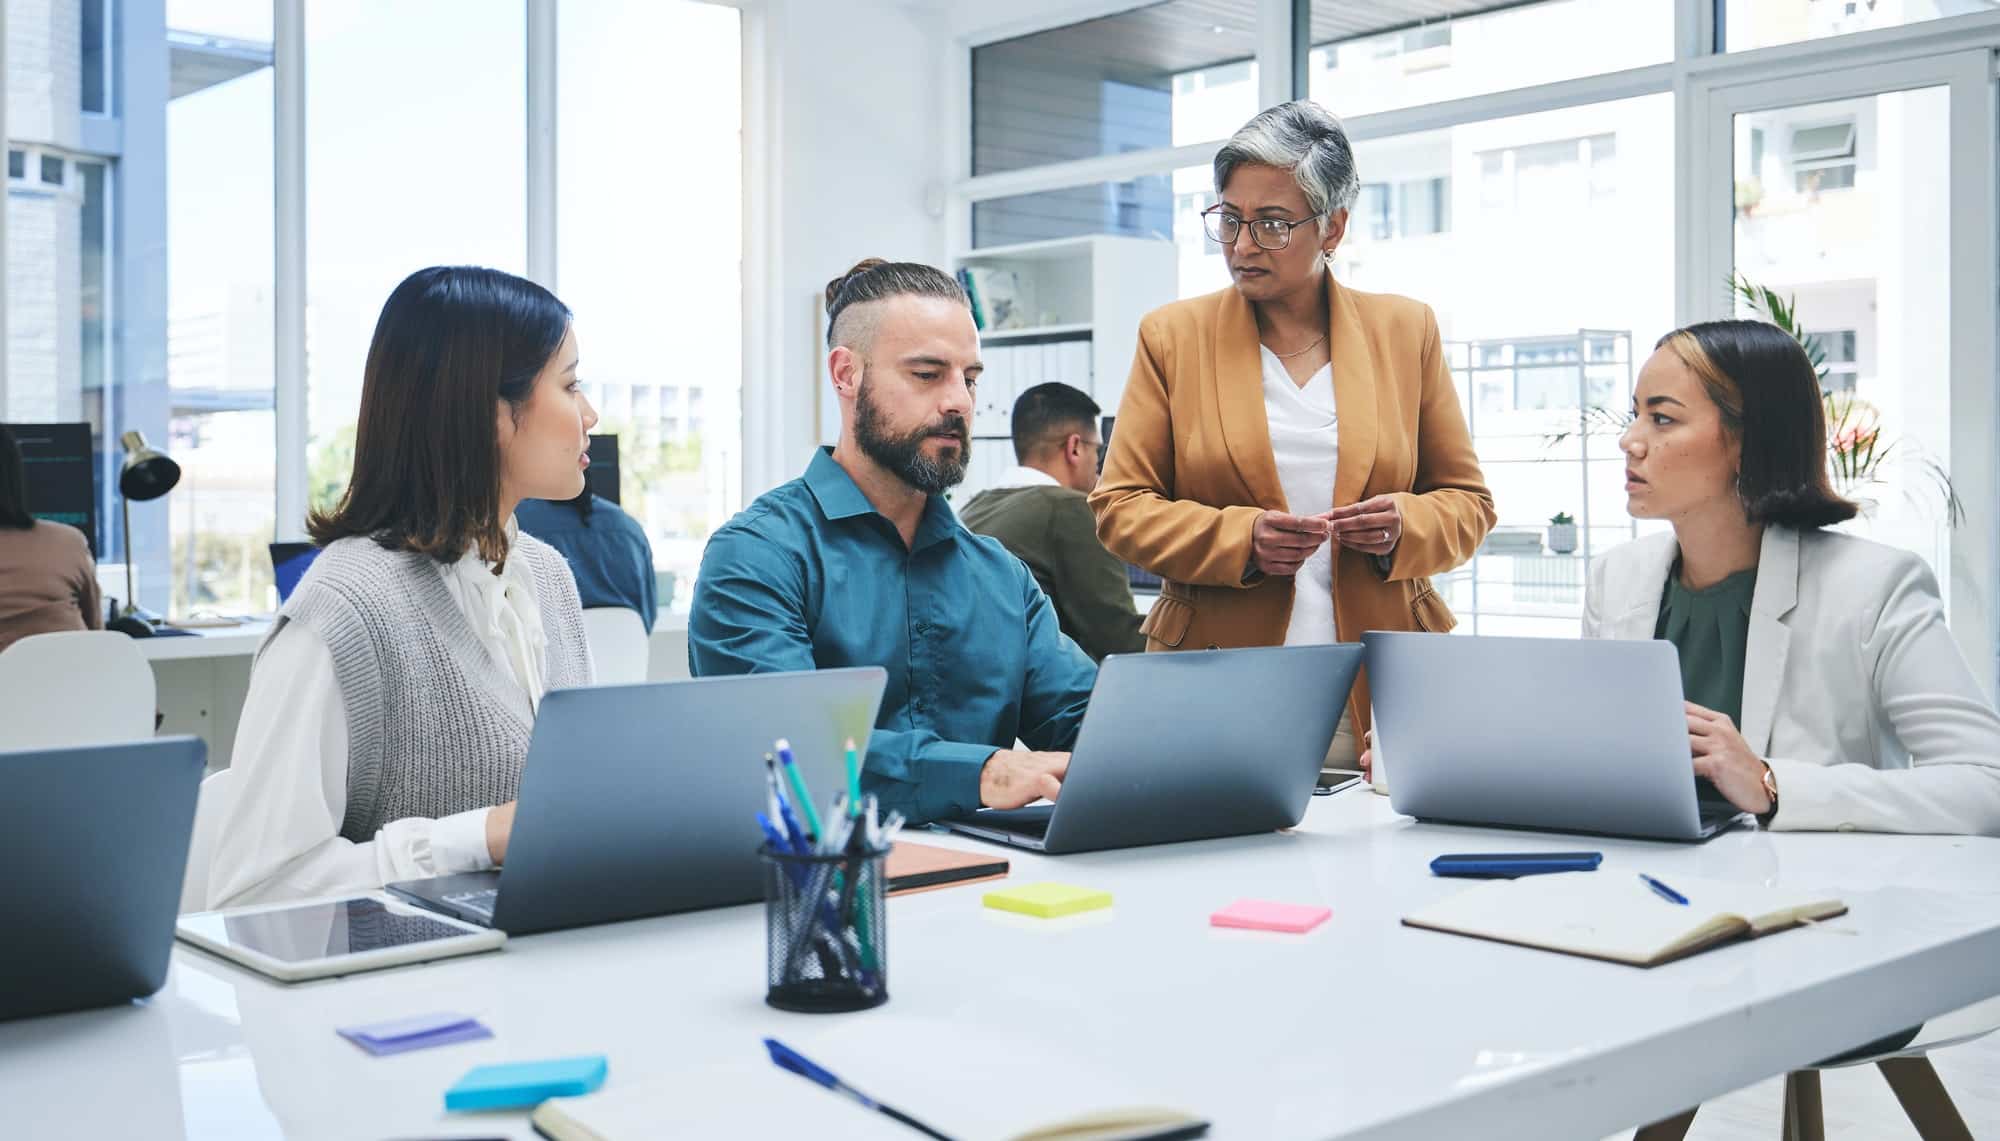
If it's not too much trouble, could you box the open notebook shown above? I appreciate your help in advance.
[1402,872,1847,967]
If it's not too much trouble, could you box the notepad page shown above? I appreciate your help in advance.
[1403,872,1843,966]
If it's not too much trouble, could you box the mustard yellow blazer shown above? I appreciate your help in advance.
[1089,278,1495,734]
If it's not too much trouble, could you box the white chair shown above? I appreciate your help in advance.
[179,768,236,914]
[580,606,649,686]
[0,630,155,749]
[1636,994,2000,1141]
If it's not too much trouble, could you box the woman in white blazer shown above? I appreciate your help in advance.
[1583,319,2000,836]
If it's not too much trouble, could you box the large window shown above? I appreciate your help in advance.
[166,5,275,617]
[558,0,743,615]
[304,1,527,514]
[972,0,1260,176]
[1734,87,1955,582]
[1723,0,2000,51]
[1336,95,1676,637]
[1308,0,1672,118]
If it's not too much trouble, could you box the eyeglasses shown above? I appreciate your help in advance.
[1200,205,1327,251]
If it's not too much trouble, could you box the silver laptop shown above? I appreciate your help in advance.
[1,737,206,1021]
[389,668,885,934]
[1366,632,1750,842]
[938,644,1364,854]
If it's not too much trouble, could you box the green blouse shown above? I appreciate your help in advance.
[1654,563,1758,724]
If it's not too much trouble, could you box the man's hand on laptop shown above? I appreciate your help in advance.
[981,750,1069,809]
[485,801,518,865]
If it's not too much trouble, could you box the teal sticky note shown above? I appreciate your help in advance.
[444,1055,607,1112]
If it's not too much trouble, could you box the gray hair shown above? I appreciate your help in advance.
[1212,100,1359,234]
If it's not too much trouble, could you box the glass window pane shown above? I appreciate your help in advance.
[167,13,275,618]
[38,154,63,185]
[971,166,1226,300]
[7,150,24,179]
[1333,93,1676,634]
[1734,87,1954,583]
[81,0,107,114]
[972,1,1259,176]
[1723,1,1998,52]
[559,0,743,617]
[305,2,526,513]
[1308,0,1671,119]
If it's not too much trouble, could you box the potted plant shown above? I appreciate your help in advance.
[1547,512,1578,554]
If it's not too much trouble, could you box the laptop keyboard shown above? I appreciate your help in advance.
[1695,779,1745,828]
[442,888,498,919]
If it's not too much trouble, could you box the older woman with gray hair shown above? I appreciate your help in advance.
[1091,100,1494,778]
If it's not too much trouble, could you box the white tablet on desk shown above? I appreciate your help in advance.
[176,894,505,982]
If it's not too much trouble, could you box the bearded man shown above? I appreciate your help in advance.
[689,259,1095,824]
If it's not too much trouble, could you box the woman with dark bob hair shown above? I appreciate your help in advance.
[1584,318,2000,835]
[210,266,598,907]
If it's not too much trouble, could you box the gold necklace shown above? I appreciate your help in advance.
[1268,332,1327,360]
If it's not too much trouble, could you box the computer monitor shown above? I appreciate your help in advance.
[585,434,620,504]
[6,422,97,556]
[269,542,320,603]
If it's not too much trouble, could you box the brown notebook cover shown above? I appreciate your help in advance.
[885,841,1010,896]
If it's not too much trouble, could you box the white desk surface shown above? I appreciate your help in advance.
[134,622,275,662]
[6,792,1999,1140]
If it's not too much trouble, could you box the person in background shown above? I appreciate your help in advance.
[0,424,103,654]
[690,258,1096,825]
[209,265,597,908]
[516,487,658,632]
[960,382,1142,662]
[1091,100,1493,782]
[1582,319,2000,836]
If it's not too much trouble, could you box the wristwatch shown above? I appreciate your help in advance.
[1756,761,1780,827]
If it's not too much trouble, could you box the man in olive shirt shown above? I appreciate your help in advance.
[959,383,1144,662]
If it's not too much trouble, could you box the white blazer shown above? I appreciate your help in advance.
[1583,526,2000,836]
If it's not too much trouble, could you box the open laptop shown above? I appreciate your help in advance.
[388,667,885,935]
[0,737,206,1020]
[937,644,1364,854]
[1366,632,1751,842]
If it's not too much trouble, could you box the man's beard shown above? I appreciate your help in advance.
[855,374,970,495]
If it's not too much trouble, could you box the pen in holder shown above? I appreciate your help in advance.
[761,841,890,1013]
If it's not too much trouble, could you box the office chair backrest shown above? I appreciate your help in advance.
[0,630,155,749]
[580,606,648,685]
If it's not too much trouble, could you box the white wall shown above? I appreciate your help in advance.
[748,0,951,494]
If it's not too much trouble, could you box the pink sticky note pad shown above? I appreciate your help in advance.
[1210,899,1331,934]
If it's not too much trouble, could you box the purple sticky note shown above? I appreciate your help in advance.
[338,1011,492,1056]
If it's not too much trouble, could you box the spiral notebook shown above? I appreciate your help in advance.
[1402,871,1847,967]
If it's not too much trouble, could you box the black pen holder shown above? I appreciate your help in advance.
[761,842,890,1013]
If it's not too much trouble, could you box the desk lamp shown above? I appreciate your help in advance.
[106,430,180,638]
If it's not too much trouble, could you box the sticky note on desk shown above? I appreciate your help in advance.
[444,1055,607,1112]
[1211,899,1331,934]
[983,882,1112,919]
[337,1011,492,1056]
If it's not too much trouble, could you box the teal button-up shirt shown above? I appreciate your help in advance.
[689,449,1097,823]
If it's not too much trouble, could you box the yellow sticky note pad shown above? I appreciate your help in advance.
[983,882,1113,919]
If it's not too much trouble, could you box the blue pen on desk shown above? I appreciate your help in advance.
[763,1038,956,1141]
[776,738,824,843]
[1639,873,1689,906]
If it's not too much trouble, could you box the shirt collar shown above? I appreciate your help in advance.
[804,447,962,553]
[993,465,1062,490]
[804,448,878,521]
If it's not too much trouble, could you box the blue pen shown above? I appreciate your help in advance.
[1639,873,1689,906]
[776,797,810,855]
[755,812,794,855]
[763,1038,955,1141]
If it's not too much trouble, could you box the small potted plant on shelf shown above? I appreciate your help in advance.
[1547,512,1578,555]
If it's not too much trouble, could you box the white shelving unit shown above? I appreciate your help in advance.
[949,234,1177,504]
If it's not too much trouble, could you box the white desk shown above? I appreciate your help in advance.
[140,618,693,767]
[5,792,1999,1140]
